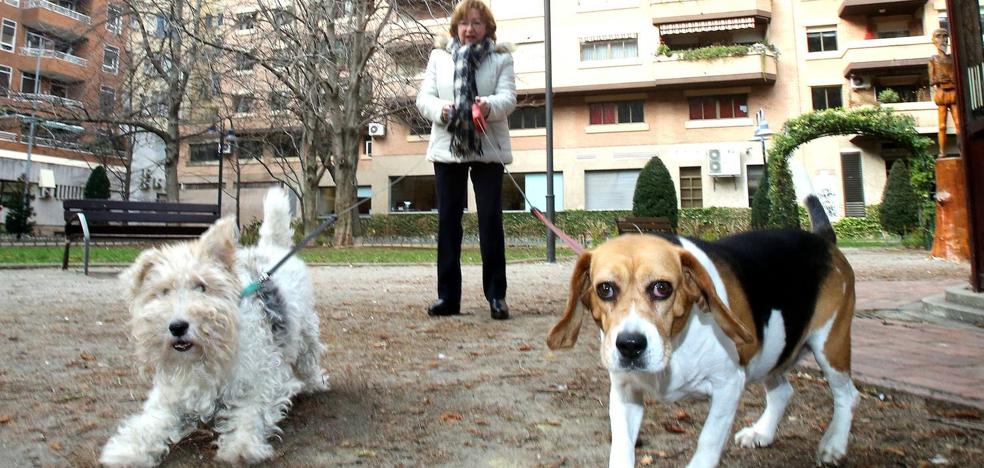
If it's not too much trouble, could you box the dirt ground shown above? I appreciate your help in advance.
[0,248,981,467]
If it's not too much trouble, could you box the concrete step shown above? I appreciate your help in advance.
[945,285,984,310]
[922,293,984,326]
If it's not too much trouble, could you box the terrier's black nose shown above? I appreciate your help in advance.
[616,332,647,360]
[169,320,189,337]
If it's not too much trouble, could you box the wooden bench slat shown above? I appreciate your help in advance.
[65,211,219,224]
[65,225,213,237]
[616,216,674,235]
[62,199,219,213]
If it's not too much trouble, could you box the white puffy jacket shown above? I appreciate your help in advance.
[416,36,516,164]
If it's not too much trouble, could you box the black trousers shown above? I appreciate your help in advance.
[433,161,506,304]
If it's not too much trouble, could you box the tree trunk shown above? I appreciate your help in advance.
[164,137,180,202]
[332,130,360,246]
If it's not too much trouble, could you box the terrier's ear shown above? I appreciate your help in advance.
[198,217,238,271]
[120,249,162,301]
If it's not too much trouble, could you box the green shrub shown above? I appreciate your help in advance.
[4,177,34,238]
[656,43,672,57]
[84,166,112,199]
[879,162,920,237]
[678,44,750,61]
[750,169,770,229]
[877,88,902,104]
[632,156,679,229]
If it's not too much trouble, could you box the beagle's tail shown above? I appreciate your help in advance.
[805,195,836,244]
[258,187,294,249]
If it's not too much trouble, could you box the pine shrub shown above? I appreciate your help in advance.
[879,162,920,237]
[84,166,112,199]
[750,168,770,229]
[4,177,34,238]
[632,156,679,229]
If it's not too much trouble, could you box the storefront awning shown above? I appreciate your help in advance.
[659,16,756,35]
[579,32,638,44]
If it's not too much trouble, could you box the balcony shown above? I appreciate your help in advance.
[21,0,91,41]
[651,0,773,23]
[19,47,88,82]
[9,91,84,109]
[839,0,927,18]
[841,36,935,77]
[881,102,952,133]
[652,46,777,88]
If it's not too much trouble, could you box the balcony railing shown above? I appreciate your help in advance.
[19,47,88,67]
[24,0,91,24]
[9,91,85,108]
[653,46,778,87]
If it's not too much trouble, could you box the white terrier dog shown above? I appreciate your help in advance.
[101,188,328,467]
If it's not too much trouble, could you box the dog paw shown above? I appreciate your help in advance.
[215,438,275,465]
[815,444,847,466]
[734,426,775,448]
[100,441,159,468]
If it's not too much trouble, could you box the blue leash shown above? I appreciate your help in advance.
[240,214,337,298]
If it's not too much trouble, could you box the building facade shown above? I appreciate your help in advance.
[0,0,127,231]
[178,0,953,224]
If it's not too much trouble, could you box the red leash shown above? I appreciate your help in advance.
[473,104,586,256]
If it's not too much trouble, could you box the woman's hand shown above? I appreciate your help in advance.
[441,103,452,123]
[476,97,490,117]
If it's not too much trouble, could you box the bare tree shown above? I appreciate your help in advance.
[205,0,451,245]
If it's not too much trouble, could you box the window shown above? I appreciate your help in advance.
[107,5,123,34]
[0,65,11,95]
[99,86,115,113]
[939,13,949,31]
[407,113,431,136]
[688,94,748,120]
[806,30,837,52]
[237,12,256,31]
[269,133,298,158]
[501,173,563,211]
[21,72,37,94]
[874,17,910,39]
[205,13,224,28]
[189,142,219,162]
[50,83,67,98]
[508,106,546,129]
[585,170,640,210]
[580,38,638,61]
[1,19,15,52]
[840,152,865,217]
[589,100,644,125]
[232,95,255,114]
[269,91,289,111]
[210,73,221,96]
[4,0,19,7]
[103,45,120,74]
[237,139,263,160]
[154,15,168,38]
[272,9,292,28]
[357,186,371,215]
[746,164,764,207]
[389,175,436,212]
[25,31,44,49]
[679,167,703,208]
[811,86,842,110]
[235,52,256,71]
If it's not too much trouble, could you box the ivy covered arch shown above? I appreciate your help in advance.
[765,106,934,228]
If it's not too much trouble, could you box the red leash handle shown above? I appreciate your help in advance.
[531,208,586,255]
[472,102,487,134]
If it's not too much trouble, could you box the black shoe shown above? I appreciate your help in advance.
[427,299,460,317]
[490,298,509,320]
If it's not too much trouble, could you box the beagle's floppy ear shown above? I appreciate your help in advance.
[546,251,592,350]
[679,250,754,346]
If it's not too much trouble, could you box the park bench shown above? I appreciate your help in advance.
[615,216,674,235]
[62,199,220,275]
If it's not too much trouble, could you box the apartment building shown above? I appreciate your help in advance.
[177,0,953,223]
[0,0,126,230]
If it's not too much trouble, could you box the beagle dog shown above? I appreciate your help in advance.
[547,196,858,468]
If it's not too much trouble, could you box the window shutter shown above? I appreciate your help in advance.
[840,152,866,217]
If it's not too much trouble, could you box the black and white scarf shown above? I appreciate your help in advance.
[447,37,493,158]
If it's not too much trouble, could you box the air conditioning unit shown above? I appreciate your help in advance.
[367,122,385,136]
[850,75,871,90]
[708,148,741,177]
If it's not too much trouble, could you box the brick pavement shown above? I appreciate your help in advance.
[807,279,984,408]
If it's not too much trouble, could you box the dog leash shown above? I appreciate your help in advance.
[472,104,586,255]
[241,157,429,299]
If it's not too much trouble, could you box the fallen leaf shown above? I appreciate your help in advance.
[0,415,11,424]
[49,442,62,451]
[357,449,376,458]
[80,352,96,362]
[518,343,533,352]
[941,409,981,419]
[882,446,906,457]
[675,409,692,422]
[474,418,489,426]
[640,455,654,465]
[440,411,464,423]
[663,422,686,434]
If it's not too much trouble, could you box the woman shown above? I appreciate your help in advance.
[416,0,516,320]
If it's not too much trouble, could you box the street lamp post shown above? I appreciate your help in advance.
[21,39,44,219]
[753,109,774,176]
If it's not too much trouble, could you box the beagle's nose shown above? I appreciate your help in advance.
[616,332,647,360]
[169,320,189,337]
